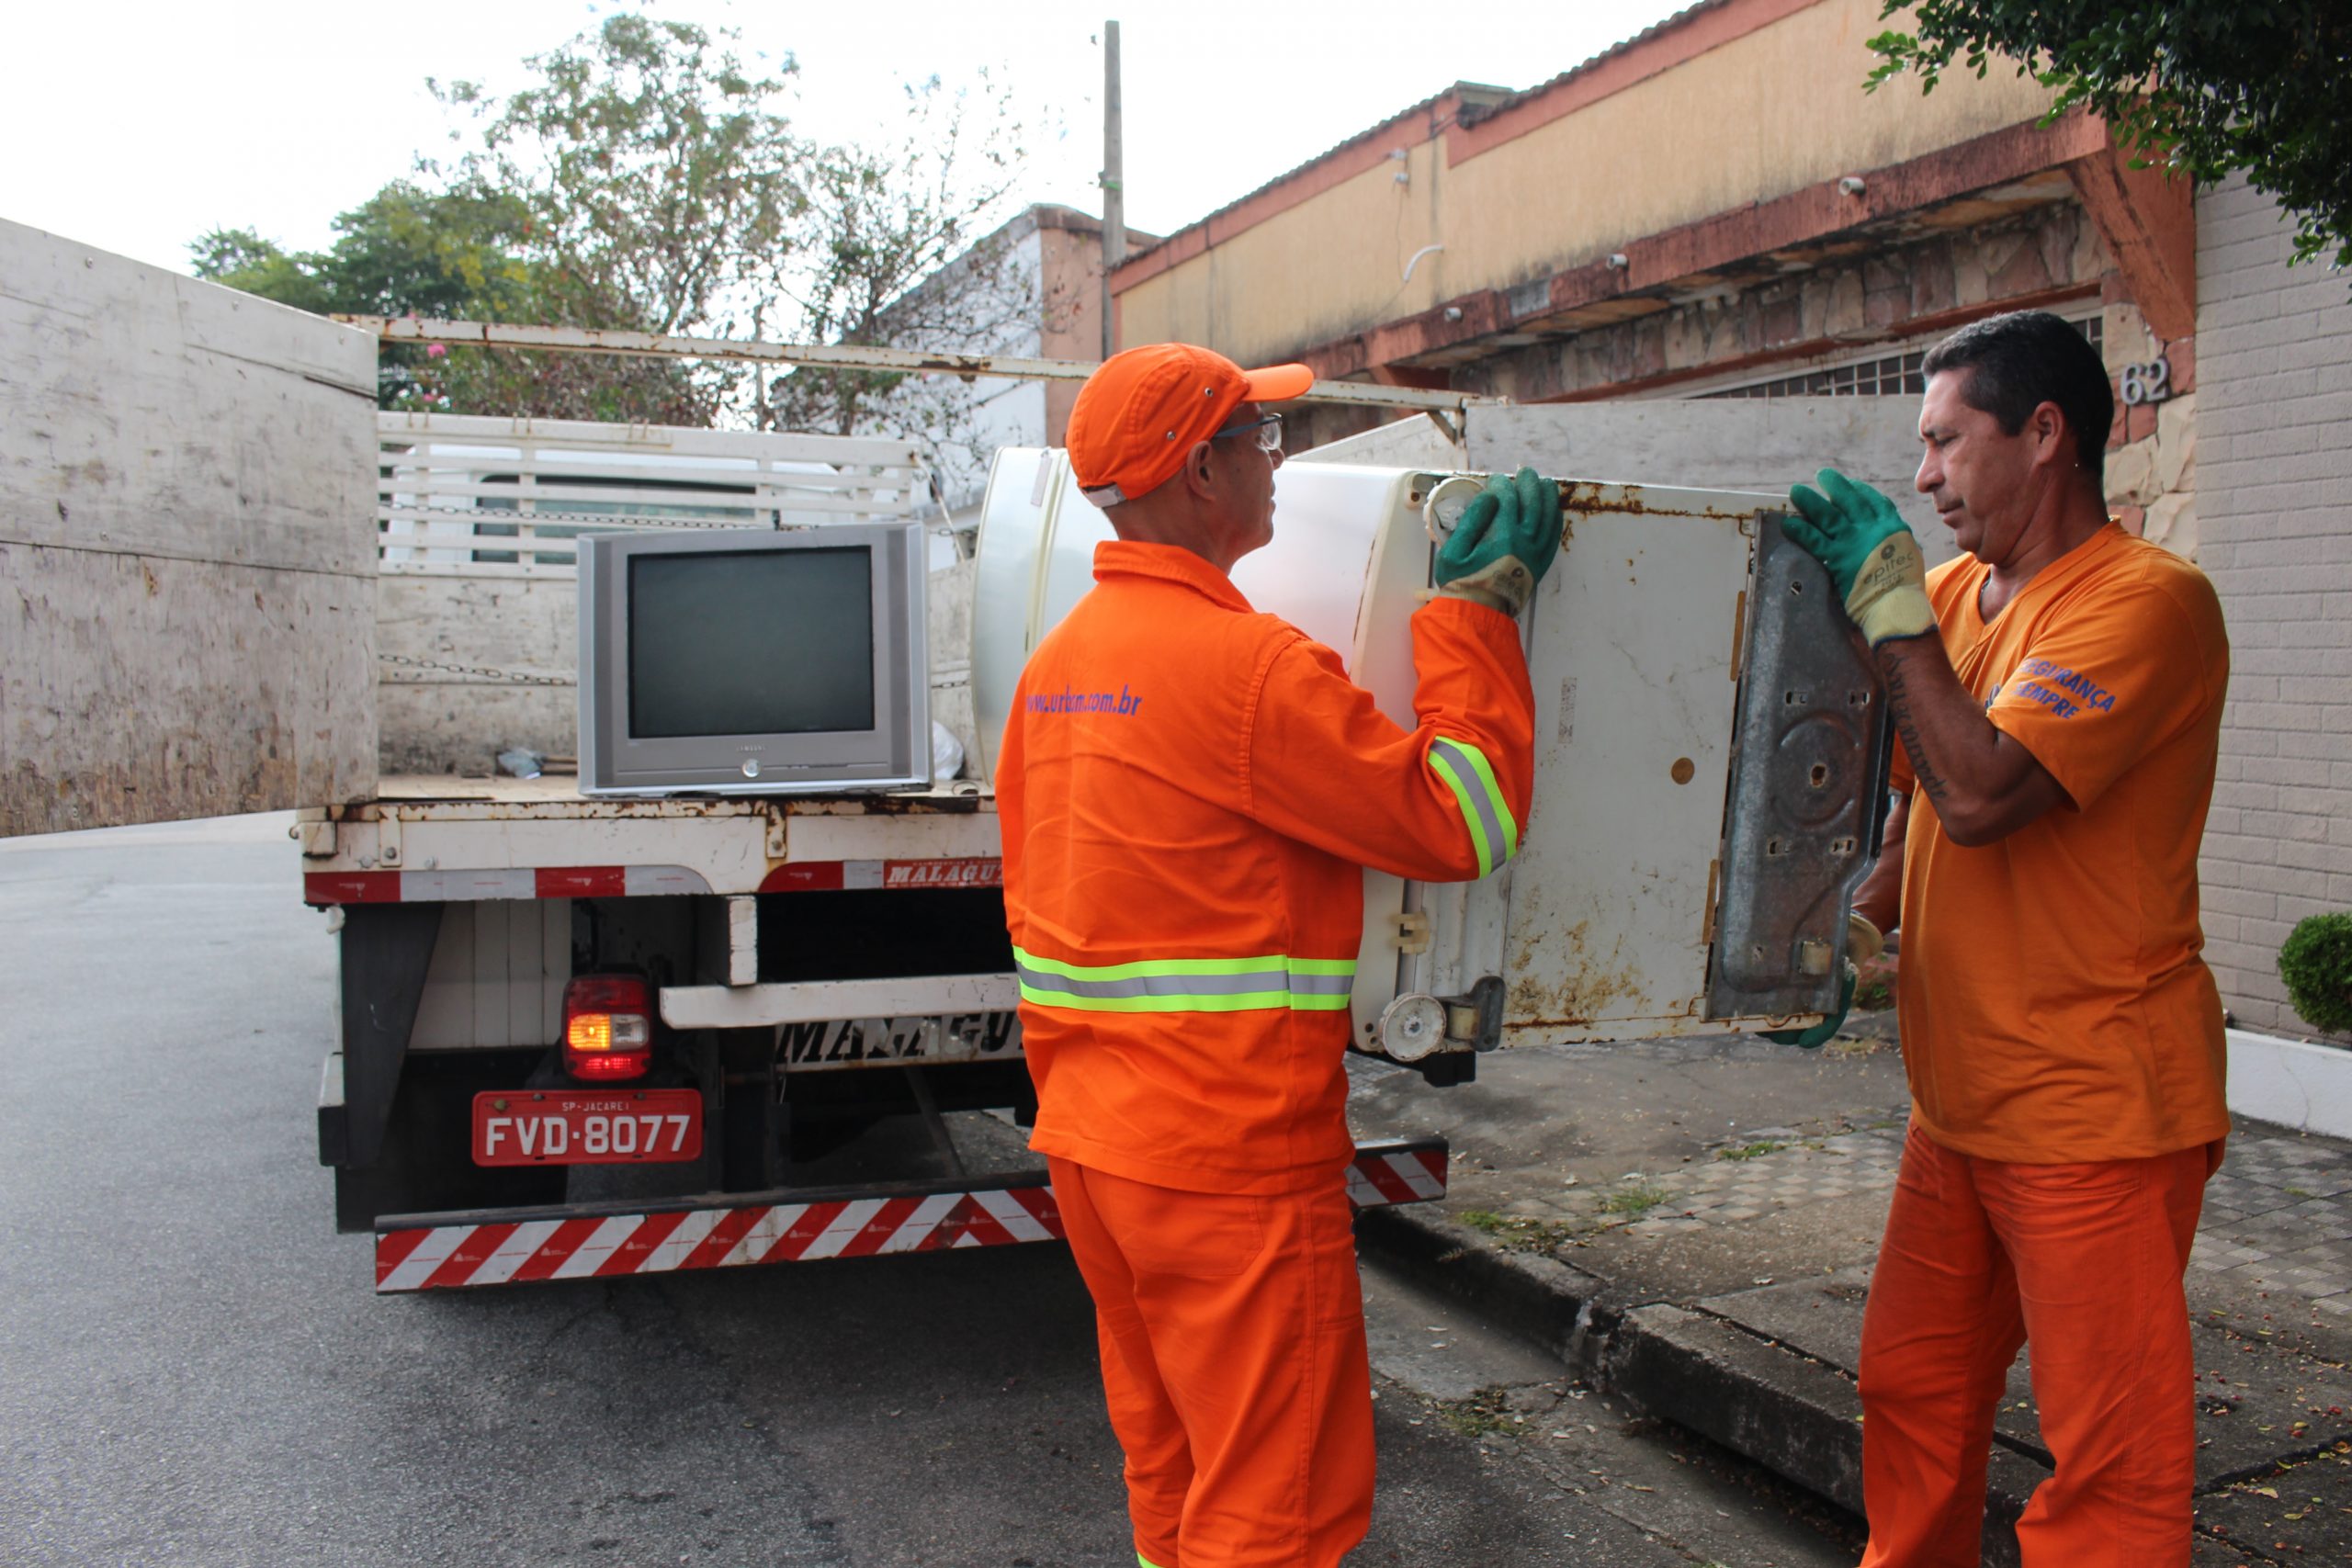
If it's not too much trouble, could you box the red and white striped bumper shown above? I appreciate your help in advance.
[375,1136,1450,1292]
[1342,1140,1449,1207]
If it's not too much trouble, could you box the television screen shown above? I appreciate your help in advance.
[627,547,876,739]
[578,522,927,795]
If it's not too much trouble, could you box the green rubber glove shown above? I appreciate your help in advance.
[1764,963,1856,1049]
[1783,468,1936,648]
[1436,467,1562,615]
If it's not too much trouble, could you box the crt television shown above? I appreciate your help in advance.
[577,524,929,795]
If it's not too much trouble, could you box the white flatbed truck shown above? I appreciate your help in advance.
[6,220,1902,1294]
[4,222,1453,1294]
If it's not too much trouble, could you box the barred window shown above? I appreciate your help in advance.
[1697,315,2102,400]
[1702,351,1926,400]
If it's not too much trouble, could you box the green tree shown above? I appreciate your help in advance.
[1866,3,2352,268]
[199,16,807,423]
[197,11,1039,444]
[188,228,334,316]
[189,183,538,408]
[438,12,805,336]
[761,71,1044,496]
[426,12,807,423]
[304,184,537,321]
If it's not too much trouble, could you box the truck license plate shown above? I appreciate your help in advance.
[471,1089,702,1167]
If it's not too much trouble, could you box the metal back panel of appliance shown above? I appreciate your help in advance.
[1705,513,1891,1021]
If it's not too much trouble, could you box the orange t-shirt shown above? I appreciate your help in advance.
[1888,523,2231,1163]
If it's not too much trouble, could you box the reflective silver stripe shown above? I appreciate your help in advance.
[1018,963,1289,1002]
[1289,970,1354,997]
[1012,948,1356,1014]
[1428,737,1516,877]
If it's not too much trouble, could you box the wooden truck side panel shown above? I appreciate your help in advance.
[0,220,379,836]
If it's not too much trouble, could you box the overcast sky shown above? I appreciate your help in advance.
[3,0,1691,277]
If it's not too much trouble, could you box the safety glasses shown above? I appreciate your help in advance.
[1210,412,1283,453]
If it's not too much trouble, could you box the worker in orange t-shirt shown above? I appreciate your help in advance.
[1781,309,2230,1568]
[997,343,1556,1568]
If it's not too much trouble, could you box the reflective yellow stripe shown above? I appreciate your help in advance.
[1428,736,1518,878]
[1012,947,1356,1014]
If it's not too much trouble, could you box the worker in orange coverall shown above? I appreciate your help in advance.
[996,341,1560,1568]
[1781,309,2231,1568]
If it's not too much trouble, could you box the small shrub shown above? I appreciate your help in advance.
[2278,912,2352,1035]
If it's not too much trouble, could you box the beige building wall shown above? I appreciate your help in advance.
[2192,176,2352,1043]
[1115,0,2060,366]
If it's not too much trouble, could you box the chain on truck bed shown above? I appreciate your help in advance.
[378,651,575,686]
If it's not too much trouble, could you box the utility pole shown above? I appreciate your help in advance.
[1101,19,1125,360]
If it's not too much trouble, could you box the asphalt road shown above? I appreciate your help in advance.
[0,813,1855,1567]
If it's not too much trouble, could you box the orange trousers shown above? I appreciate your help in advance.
[1859,1124,2222,1568]
[1048,1156,1374,1568]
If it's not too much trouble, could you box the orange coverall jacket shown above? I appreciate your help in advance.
[997,539,1536,1196]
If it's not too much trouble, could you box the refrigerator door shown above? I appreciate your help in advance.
[969,454,1887,1051]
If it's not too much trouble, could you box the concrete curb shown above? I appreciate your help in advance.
[1356,1199,2288,1568]
[1599,1303,1867,1515]
[2227,1028,2352,1139]
[1354,1205,1609,1366]
[1596,1303,2055,1568]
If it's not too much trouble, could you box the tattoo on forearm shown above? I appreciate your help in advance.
[1878,651,1950,808]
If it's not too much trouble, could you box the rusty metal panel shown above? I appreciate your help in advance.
[1,220,378,834]
[348,316,1499,413]
[1478,483,1766,1044]
[1384,480,1886,1045]
[1225,466,1871,1048]
[1706,515,1890,1020]
[976,449,1858,1048]
[309,781,1001,898]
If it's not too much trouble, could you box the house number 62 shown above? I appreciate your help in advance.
[2120,357,2171,406]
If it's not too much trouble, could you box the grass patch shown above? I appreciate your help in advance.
[1852,978,1894,1011]
[1457,1209,1582,1253]
[1715,1139,1788,1162]
[1438,1385,1521,1439]
[1598,1183,1671,1218]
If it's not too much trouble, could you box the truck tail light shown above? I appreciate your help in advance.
[563,976,652,1082]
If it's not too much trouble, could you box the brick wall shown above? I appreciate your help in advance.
[2194,175,2352,1041]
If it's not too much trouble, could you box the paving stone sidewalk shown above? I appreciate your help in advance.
[1346,1025,2352,1565]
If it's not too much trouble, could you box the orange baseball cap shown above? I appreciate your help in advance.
[1068,343,1314,505]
